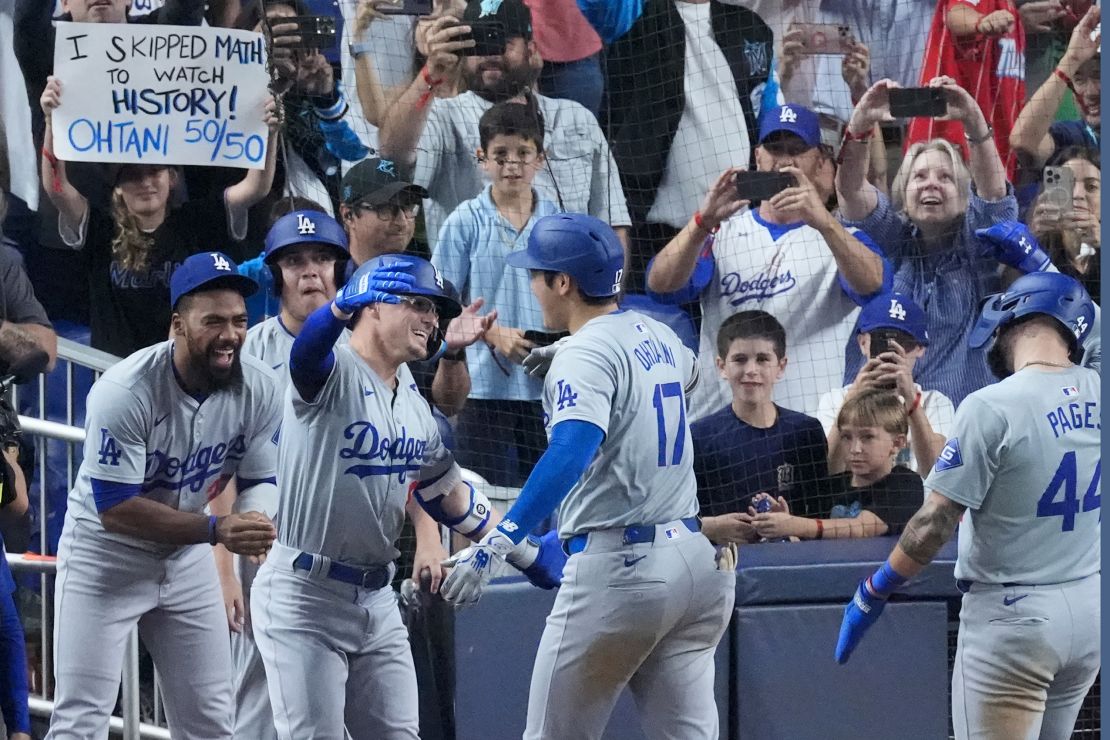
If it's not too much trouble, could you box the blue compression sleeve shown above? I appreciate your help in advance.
[289,302,346,401]
[0,582,30,734]
[91,479,142,513]
[497,420,605,544]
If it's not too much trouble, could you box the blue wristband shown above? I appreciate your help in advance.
[868,561,908,597]
[208,515,219,546]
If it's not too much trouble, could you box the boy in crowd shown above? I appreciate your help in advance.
[432,103,561,487]
[816,292,953,476]
[752,390,924,541]
[692,310,828,546]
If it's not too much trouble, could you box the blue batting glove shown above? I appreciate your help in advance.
[519,530,566,590]
[334,260,416,314]
[976,221,1052,274]
[835,579,888,664]
[441,528,515,607]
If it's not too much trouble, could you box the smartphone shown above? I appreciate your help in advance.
[888,87,947,118]
[457,19,507,57]
[1042,165,1076,216]
[792,23,855,55]
[523,330,569,347]
[377,0,433,15]
[270,15,337,50]
[869,328,904,359]
[734,171,796,202]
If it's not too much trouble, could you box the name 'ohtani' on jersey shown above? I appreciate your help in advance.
[340,421,428,483]
[634,338,677,372]
[143,434,247,492]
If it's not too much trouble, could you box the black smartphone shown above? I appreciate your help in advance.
[460,20,506,57]
[734,171,796,202]
[869,328,903,359]
[270,15,337,50]
[523,330,569,347]
[377,0,433,15]
[888,87,947,118]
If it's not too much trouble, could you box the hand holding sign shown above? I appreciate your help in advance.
[51,23,271,169]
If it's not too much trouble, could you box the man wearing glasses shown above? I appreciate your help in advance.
[340,158,429,265]
[647,104,891,419]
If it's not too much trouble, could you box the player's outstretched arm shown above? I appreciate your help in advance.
[835,492,964,663]
[98,492,276,555]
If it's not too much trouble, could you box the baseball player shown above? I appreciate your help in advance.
[250,254,564,739]
[835,271,1100,740]
[440,214,736,739]
[46,252,281,739]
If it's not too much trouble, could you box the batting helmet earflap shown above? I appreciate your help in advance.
[354,254,463,321]
[505,213,624,297]
[969,271,1095,357]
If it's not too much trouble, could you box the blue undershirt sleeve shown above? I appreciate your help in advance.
[91,478,143,513]
[289,303,346,402]
[497,420,605,544]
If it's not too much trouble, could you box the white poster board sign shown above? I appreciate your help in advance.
[51,22,270,168]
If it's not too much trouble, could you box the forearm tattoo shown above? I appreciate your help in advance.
[897,498,963,566]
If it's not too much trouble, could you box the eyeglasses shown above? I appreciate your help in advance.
[487,152,541,167]
[356,202,421,221]
[398,295,439,317]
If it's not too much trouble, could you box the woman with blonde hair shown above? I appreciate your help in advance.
[833,75,1017,406]
[39,75,280,357]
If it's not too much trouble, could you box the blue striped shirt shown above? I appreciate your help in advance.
[432,186,561,401]
[840,186,1018,407]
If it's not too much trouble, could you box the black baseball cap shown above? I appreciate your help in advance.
[463,0,532,40]
[340,158,428,207]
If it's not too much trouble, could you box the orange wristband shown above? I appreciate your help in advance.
[814,519,824,540]
[907,391,923,415]
[693,210,719,234]
[1054,67,1077,95]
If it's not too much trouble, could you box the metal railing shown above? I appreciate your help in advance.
[9,338,169,739]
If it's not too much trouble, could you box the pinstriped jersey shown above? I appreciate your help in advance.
[274,344,435,568]
[66,340,282,555]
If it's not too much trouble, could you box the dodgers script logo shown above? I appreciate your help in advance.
[340,421,428,483]
[143,434,247,494]
[720,269,796,306]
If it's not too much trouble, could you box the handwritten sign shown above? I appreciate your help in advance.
[51,22,270,169]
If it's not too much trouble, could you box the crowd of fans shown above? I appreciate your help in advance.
[0,0,1103,585]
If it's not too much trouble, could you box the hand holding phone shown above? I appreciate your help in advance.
[887,87,947,118]
[269,15,337,50]
[734,171,796,202]
[791,23,855,55]
[378,0,434,15]
[1042,165,1077,217]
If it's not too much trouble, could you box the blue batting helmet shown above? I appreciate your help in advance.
[264,210,349,264]
[969,272,1095,356]
[505,213,624,297]
[355,254,463,320]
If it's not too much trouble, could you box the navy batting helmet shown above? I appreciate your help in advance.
[355,254,463,320]
[970,271,1095,368]
[264,210,349,264]
[505,213,624,297]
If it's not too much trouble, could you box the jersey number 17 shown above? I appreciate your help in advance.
[1036,452,1101,531]
[652,382,686,468]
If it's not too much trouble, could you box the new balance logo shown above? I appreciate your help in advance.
[210,253,231,271]
[888,299,907,321]
[296,214,317,235]
[779,106,797,123]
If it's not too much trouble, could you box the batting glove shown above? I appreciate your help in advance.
[334,260,417,315]
[522,337,570,378]
[835,562,907,664]
[976,221,1052,274]
[510,530,566,590]
[441,527,516,606]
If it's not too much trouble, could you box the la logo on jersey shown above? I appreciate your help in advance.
[555,379,578,411]
[211,253,231,271]
[935,438,963,471]
[297,214,317,235]
[779,106,797,124]
[888,299,907,321]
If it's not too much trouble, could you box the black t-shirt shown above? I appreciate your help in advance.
[824,466,924,535]
[0,245,51,328]
[76,198,250,358]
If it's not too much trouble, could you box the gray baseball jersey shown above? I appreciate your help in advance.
[275,344,434,567]
[68,340,282,553]
[244,316,353,390]
[543,311,699,538]
[925,365,1101,585]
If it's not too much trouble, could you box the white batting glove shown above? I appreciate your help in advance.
[440,527,516,606]
[521,337,570,378]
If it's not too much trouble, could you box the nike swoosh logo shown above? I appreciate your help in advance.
[624,555,647,567]
[154,414,169,427]
[363,388,375,397]
[1003,594,1029,606]
[271,362,284,370]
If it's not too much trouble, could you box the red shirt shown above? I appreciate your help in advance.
[906,0,1026,178]
[525,0,602,63]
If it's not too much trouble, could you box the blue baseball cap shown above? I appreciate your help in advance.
[170,252,259,309]
[759,104,821,149]
[858,292,929,345]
